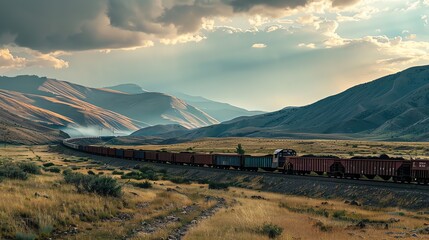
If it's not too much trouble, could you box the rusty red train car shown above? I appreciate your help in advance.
[108,148,116,157]
[158,152,174,162]
[124,149,134,159]
[174,152,193,164]
[193,154,214,166]
[285,156,336,175]
[412,160,429,183]
[340,159,410,181]
[102,147,108,156]
[144,151,158,161]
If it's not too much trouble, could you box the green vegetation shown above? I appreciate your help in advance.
[260,223,283,239]
[0,161,41,180]
[64,172,122,197]
[236,143,245,155]
[208,182,230,190]
[132,180,152,189]
[45,167,61,173]
[42,162,55,167]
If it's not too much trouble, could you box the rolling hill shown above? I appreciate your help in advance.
[168,92,265,122]
[106,84,266,122]
[177,65,429,141]
[0,76,219,141]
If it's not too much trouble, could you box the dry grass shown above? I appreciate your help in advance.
[185,188,429,240]
[108,137,429,159]
[0,145,428,240]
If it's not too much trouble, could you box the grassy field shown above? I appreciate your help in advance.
[0,145,428,240]
[106,137,429,159]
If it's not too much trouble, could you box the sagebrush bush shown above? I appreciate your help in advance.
[261,223,283,239]
[46,167,61,173]
[165,177,191,184]
[121,171,158,180]
[112,170,124,175]
[0,162,28,180]
[42,162,55,167]
[133,180,152,189]
[64,172,122,197]
[18,162,41,175]
[208,182,230,190]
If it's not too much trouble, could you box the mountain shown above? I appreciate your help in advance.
[0,76,219,139]
[104,84,147,94]
[169,92,265,122]
[0,109,68,145]
[177,65,429,141]
[131,124,189,137]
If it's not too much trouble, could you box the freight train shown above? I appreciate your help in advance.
[63,137,429,184]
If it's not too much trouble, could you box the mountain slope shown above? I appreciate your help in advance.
[0,76,219,134]
[0,109,68,144]
[170,92,265,122]
[105,84,147,94]
[131,124,188,137]
[181,65,429,141]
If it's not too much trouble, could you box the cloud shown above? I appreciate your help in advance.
[252,43,267,48]
[0,48,68,69]
[0,49,26,69]
[0,0,363,52]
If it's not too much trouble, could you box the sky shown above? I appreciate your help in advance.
[0,0,428,111]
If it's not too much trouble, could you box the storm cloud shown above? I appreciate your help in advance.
[0,0,361,52]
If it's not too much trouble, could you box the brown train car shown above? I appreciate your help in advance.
[286,157,336,175]
[412,160,429,183]
[193,154,214,166]
[174,153,193,164]
[158,152,174,162]
[108,148,116,157]
[102,147,108,156]
[144,151,158,161]
[341,159,408,180]
[124,149,134,159]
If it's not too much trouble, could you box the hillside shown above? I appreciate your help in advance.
[169,92,265,122]
[0,76,219,139]
[104,83,147,94]
[106,84,266,122]
[131,124,188,137]
[0,110,68,144]
[178,65,429,141]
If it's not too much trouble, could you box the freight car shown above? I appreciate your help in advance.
[214,154,241,169]
[62,137,429,184]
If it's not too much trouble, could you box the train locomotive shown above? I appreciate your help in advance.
[63,137,429,184]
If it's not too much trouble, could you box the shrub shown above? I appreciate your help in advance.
[88,170,96,175]
[121,171,158,180]
[208,182,230,190]
[62,168,72,175]
[0,162,28,180]
[236,144,245,155]
[15,232,36,240]
[333,210,346,219]
[64,172,122,197]
[314,221,332,232]
[261,223,283,239]
[46,167,61,173]
[19,162,41,174]
[133,180,152,189]
[42,162,55,167]
[166,177,191,184]
[112,170,124,175]
[196,179,209,184]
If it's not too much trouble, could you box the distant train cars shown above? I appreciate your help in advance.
[62,137,429,184]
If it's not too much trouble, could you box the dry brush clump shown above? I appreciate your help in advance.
[63,171,122,197]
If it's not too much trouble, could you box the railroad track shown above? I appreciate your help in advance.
[58,144,429,194]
